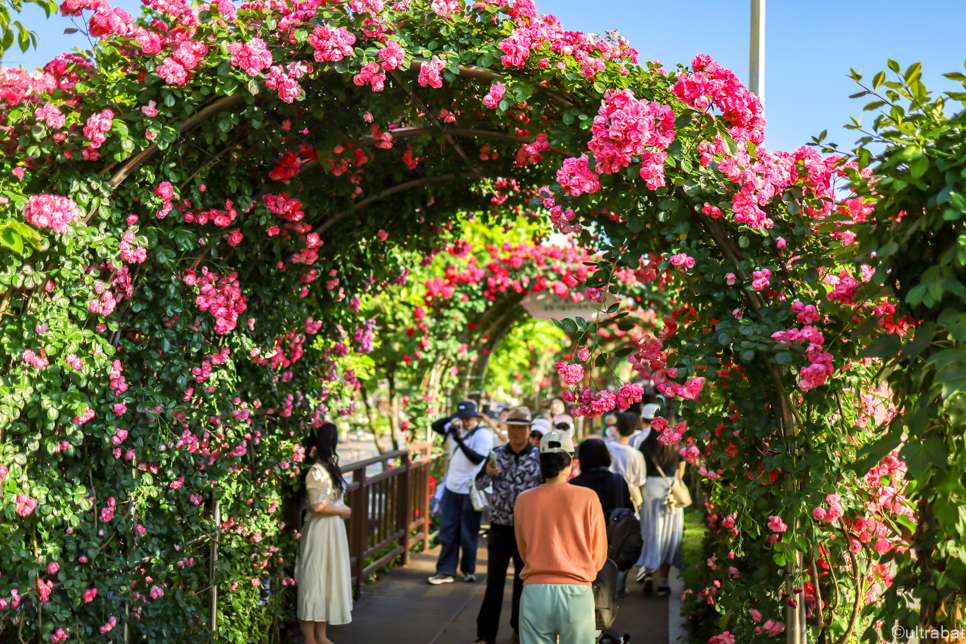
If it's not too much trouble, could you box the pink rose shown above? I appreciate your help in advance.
[767,516,787,532]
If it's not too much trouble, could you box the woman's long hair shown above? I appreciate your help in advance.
[641,429,680,474]
[303,422,346,493]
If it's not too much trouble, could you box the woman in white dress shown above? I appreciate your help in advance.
[296,423,353,644]
[635,429,685,596]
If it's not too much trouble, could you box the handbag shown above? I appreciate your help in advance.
[468,477,489,512]
[654,464,692,513]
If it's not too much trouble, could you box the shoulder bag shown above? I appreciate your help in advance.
[654,463,692,513]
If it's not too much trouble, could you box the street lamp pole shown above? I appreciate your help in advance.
[750,0,765,107]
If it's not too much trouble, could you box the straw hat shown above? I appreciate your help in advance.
[505,406,533,425]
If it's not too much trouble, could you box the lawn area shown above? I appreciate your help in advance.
[680,505,708,591]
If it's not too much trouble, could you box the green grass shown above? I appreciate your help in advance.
[680,505,708,590]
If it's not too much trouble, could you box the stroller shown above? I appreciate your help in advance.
[593,559,630,644]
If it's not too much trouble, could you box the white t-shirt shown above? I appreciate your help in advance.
[445,426,496,494]
[608,441,647,489]
[629,427,651,451]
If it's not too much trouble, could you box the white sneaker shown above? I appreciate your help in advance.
[635,567,651,583]
[428,574,456,585]
[462,573,477,582]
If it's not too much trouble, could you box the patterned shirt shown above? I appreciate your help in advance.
[476,441,543,526]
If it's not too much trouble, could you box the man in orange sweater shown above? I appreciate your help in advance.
[514,429,607,644]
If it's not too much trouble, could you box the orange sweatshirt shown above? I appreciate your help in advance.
[513,483,608,585]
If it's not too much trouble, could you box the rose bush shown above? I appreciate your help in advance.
[0,0,951,641]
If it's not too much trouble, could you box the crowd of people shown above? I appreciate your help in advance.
[289,393,688,644]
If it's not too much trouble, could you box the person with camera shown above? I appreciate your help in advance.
[428,400,498,585]
[473,406,543,644]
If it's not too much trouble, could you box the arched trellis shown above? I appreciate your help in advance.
[0,0,915,641]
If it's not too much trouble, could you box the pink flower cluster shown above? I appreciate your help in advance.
[554,361,584,386]
[378,40,404,70]
[569,383,645,418]
[352,319,375,354]
[88,281,117,317]
[89,3,132,40]
[483,82,506,109]
[15,494,38,516]
[267,64,306,102]
[35,103,65,128]
[183,268,248,334]
[652,417,687,445]
[353,62,386,92]
[83,109,114,150]
[23,348,49,370]
[639,150,668,190]
[418,56,444,88]
[812,492,844,523]
[767,515,787,532]
[669,254,695,270]
[751,269,771,291]
[549,206,581,234]
[791,301,821,324]
[825,270,860,306]
[100,617,117,634]
[119,229,147,263]
[673,53,765,144]
[23,194,81,234]
[227,38,273,76]
[100,496,116,522]
[263,193,305,221]
[50,628,68,643]
[556,155,601,197]
[309,26,356,63]
[588,89,675,175]
[515,134,550,166]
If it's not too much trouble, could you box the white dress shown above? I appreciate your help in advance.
[295,464,353,624]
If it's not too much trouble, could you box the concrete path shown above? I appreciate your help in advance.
[329,537,669,644]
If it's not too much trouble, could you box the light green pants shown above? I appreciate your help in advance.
[520,583,596,644]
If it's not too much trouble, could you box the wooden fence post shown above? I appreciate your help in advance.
[421,447,431,551]
[398,451,412,566]
[352,467,368,599]
[209,499,220,634]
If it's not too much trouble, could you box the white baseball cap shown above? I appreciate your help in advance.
[552,414,575,435]
[539,429,575,454]
[531,418,552,435]
[641,403,661,421]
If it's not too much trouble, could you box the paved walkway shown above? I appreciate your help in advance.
[329,537,670,644]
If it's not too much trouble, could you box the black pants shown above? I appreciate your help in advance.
[477,524,524,644]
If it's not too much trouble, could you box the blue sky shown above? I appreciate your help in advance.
[4,0,966,154]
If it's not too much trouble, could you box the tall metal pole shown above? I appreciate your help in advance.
[750,0,765,107]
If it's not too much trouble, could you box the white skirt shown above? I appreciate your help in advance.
[295,512,353,624]
[636,476,684,571]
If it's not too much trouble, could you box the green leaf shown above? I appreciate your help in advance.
[887,59,901,74]
[858,333,902,360]
[872,71,886,90]
[595,354,607,367]
[910,156,929,178]
[900,436,947,479]
[0,229,24,255]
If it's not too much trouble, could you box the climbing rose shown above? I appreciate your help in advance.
[34,103,65,128]
[767,516,787,532]
[227,38,273,76]
[23,194,81,234]
[557,155,601,197]
[309,26,356,62]
[82,588,97,603]
[482,82,506,109]
[378,39,405,70]
[751,269,771,291]
[15,494,38,516]
[47,562,60,575]
[417,56,444,88]
[555,361,584,386]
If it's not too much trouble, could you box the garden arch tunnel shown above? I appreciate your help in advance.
[0,0,906,641]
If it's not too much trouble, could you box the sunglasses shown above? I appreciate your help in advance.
[554,423,572,430]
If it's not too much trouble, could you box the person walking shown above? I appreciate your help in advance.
[428,400,498,584]
[474,407,543,644]
[635,428,686,596]
[569,438,633,517]
[514,430,607,644]
[296,423,353,644]
[608,412,646,510]
[629,403,661,450]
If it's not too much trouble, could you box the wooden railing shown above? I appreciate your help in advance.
[342,442,439,598]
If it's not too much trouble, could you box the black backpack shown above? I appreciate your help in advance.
[606,508,643,571]
[593,559,619,631]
